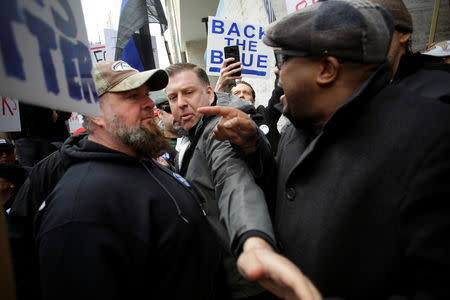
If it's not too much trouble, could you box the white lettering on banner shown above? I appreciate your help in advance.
[0,0,100,116]
[0,97,21,132]
[285,0,318,14]
[206,17,274,79]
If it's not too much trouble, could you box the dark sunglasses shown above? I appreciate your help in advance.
[159,105,171,114]
[274,49,310,69]
[0,148,14,155]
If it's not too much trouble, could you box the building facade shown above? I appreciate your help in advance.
[162,0,450,121]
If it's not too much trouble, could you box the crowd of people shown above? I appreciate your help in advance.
[1,0,450,300]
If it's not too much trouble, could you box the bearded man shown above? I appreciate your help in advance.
[6,61,222,300]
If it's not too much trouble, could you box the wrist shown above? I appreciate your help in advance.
[241,134,259,155]
[243,237,274,253]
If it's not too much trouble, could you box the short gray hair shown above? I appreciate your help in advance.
[82,115,92,133]
[165,63,210,88]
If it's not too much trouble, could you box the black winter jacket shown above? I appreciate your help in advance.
[251,85,283,155]
[261,63,450,299]
[9,134,222,300]
[393,52,450,102]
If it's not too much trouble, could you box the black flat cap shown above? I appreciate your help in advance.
[263,0,394,64]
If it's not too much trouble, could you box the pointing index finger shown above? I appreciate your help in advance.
[197,106,239,118]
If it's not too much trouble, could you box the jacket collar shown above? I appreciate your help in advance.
[322,61,393,132]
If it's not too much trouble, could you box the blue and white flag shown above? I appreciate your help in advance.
[263,0,276,23]
[115,0,167,71]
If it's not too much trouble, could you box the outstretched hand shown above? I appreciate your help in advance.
[237,247,322,300]
[197,106,258,154]
[214,58,243,92]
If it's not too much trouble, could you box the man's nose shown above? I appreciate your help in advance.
[274,67,280,77]
[177,94,188,107]
[145,95,155,108]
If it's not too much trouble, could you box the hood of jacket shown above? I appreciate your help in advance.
[60,133,139,169]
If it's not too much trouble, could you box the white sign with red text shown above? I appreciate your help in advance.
[68,112,83,133]
[90,44,106,63]
[286,0,319,14]
[104,28,118,62]
[0,97,21,132]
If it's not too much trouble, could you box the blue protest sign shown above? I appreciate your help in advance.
[0,0,100,116]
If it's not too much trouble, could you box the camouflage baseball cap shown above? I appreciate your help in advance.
[93,61,168,97]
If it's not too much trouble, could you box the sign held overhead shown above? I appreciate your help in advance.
[0,0,100,116]
[206,17,274,79]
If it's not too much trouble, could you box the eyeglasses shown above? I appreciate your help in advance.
[159,105,171,114]
[0,148,14,155]
[274,49,310,69]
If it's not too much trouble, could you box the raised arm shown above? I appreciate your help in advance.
[214,58,244,92]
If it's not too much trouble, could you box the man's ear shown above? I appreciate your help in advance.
[89,115,105,128]
[317,56,340,86]
[206,86,215,105]
[399,32,411,48]
[399,32,411,44]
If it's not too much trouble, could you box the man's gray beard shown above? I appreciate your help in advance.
[109,116,169,159]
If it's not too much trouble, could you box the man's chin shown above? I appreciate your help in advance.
[141,120,158,130]
[142,118,156,125]
[181,121,192,132]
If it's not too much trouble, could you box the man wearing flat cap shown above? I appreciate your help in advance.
[370,0,413,77]
[371,0,450,99]
[200,0,450,299]
[8,61,222,300]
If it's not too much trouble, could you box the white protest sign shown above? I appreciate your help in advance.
[90,44,106,63]
[104,28,117,62]
[285,0,318,14]
[151,35,160,69]
[0,97,21,132]
[206,17,273,79]
[68,112,83,133]
[0,0,100,116]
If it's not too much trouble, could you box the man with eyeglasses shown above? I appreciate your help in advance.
[199,0,450,299]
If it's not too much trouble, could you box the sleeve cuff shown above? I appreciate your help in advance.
[231,230,278,257]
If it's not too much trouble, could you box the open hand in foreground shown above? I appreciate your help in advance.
[238,246,322,300]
